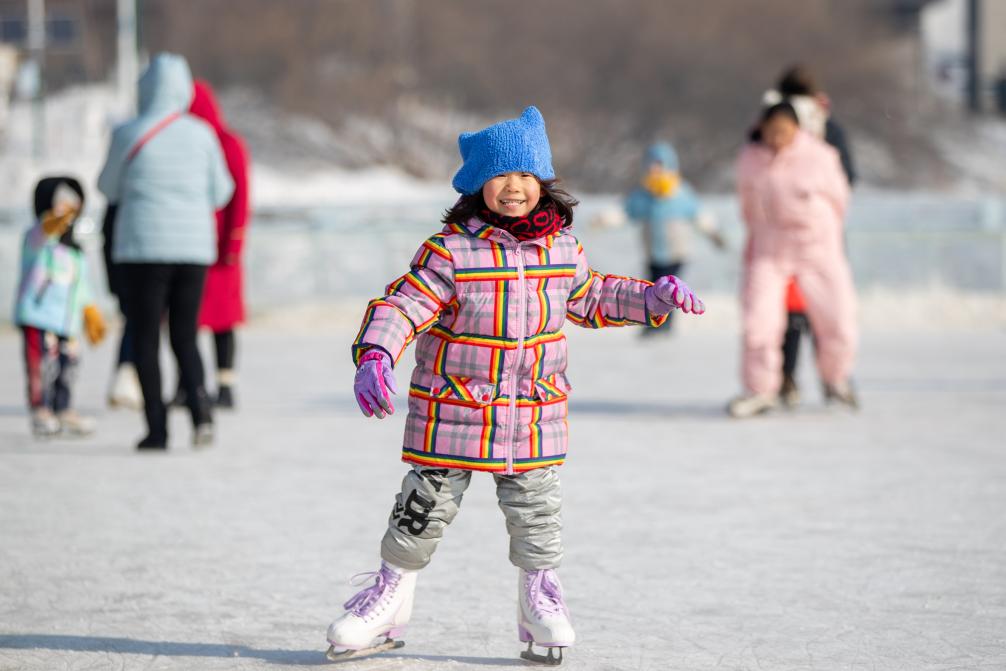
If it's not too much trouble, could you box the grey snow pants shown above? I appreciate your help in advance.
[381,466,563,571]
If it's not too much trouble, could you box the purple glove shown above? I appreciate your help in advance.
[354,349,398,418]
[644,275,705,316]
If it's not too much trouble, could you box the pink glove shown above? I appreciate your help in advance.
[354,349,398,418]
[644,275,705,316]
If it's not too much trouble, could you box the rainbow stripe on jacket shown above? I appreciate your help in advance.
[352,217,665,475]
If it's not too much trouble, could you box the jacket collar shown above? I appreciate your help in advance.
[447,217,562,249]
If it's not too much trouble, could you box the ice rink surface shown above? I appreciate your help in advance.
[1,313,1004,670]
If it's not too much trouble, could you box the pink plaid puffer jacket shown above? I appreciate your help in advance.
[352,217,664,474]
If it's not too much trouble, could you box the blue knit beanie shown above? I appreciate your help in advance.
[644,142,679,171]
[451,106,555,195]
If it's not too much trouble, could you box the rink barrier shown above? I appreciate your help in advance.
[0,193,1004,325]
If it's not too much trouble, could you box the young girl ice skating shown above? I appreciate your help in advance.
[326,107,704,664]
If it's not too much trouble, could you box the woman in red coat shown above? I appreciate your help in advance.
[189,80,250,408]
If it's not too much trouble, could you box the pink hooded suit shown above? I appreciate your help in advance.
[736,130,857,395]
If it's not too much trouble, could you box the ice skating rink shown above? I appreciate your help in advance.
[1,307,1004,670]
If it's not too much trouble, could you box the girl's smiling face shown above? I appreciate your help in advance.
[482,172,541,217]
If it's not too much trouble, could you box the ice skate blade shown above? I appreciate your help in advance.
[326,639,404,663]
[520,643,564,666]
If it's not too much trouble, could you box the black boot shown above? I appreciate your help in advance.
[137,433,167,450]
[215,385,235,409]
[169,384,187,409]
[140,397,168,451]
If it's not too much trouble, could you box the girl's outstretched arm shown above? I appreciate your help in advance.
[351,235,456,366]
[565,239,669,329]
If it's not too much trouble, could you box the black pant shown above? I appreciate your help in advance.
[174,330,235,397]
[114,288,136,366]
[782,311,812,380]
[123,263,211,440]
[648,261,685,331]
[103,204,136,367]
[214,330,235,372]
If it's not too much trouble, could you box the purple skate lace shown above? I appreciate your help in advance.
[343,564,400,617]
[525,569,568,617]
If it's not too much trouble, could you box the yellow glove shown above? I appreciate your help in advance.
[40,209,77,237]
[83,305,107,345]
[642,168,680,198]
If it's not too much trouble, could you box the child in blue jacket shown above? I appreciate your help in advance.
[625,142,725,334]
[14,177,106,437]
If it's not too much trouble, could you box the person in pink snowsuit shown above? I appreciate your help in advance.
[729,102,858,418]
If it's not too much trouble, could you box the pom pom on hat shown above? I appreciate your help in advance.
[451,106,555,195]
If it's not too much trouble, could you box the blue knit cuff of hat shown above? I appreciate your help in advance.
[451,106,555,195]
[644,142,679,171]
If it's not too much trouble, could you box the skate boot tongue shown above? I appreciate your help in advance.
[526,570,565,617]
[343,565,401,616]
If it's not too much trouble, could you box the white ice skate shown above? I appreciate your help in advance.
[517,568,575,666]
[727,392,777,418]
[325,561,416,662]
[108,363,143,410]
[57,410,96,437]
[31,408,61,438]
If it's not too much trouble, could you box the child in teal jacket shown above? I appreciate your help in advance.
[625,142,724,334]
[14,177,106,437]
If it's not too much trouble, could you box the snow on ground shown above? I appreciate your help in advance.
[0,313,1004,670]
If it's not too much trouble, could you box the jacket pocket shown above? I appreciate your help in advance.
[431,374,498,407]
[532,372,572,402]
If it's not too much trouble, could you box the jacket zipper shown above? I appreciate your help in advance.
[505,241,527,475]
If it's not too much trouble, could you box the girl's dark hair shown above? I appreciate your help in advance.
[34,176,85,218]
[777,65,818,97]
[760,101,799,127]
[748,102,800,142]
[442,178,579,227]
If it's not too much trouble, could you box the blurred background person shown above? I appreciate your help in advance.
[170,80,251,410]
[625,141,725,336]
[97,53,234,450]
[0,44,16,141]
[763,65,858,407]
[729,102,858,418]
[13,177,106,437]
[764,65,857,185]
[102,202,143,410]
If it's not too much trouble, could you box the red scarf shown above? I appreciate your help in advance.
[479,201,564,241]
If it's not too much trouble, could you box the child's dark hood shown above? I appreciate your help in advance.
[34,176,86,249]
[34,176,85,218]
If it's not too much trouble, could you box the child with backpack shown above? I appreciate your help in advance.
[14,177,106,437]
